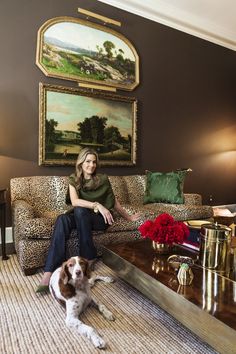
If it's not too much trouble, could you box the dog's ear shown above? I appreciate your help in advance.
[60,261,69,285]
[80,257,91,279]
[86,263,91,279]
[59,260,76,299]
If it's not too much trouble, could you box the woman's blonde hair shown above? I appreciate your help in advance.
[75,148,100,189]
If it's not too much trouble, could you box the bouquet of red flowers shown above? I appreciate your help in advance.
[138,213,189,245]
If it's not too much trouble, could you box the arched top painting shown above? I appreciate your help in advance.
[36,17,139,91]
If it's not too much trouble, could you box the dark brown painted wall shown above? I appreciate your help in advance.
[0,0,236,226]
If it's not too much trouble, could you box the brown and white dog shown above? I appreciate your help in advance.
[49,256,115,349]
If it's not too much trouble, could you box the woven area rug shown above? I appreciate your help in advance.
[0,255,217,354]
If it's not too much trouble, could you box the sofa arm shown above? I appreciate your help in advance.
[18,218,54,239]
[184,194,202,206]
[12,201,55,252]
[12,200,35,250]
[12,200,35,220]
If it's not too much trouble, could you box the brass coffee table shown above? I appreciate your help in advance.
[102,239,236,354]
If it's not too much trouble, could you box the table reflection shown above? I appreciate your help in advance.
[152,256,170,274]
[202,268,218,314]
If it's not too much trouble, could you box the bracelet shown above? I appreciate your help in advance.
[93,202,99,214]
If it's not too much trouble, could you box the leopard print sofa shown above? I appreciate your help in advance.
[10,175,213,275]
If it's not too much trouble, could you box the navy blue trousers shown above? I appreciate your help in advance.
[44,207,108,272]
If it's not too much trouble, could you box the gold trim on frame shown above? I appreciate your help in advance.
[36,16,139,91]
[78,82,117,92]
[39,83,137,167]
[78,8,121,27]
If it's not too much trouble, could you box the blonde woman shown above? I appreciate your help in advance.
[37,148,141,292]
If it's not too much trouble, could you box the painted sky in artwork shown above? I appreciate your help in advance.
[46,91,133,137]
[45,22,135,61]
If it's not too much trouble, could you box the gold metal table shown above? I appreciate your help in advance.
[103,239,236,354]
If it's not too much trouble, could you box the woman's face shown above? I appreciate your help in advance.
[81,154,97,178]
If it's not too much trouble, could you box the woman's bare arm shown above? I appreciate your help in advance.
[69,184,114,225]
[114,198,141,222]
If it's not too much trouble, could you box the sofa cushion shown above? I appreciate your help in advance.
[142,203,213,221]
[107,217,139,232]
[144,171,187,204]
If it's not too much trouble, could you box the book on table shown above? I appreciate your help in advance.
[181,220,212,251]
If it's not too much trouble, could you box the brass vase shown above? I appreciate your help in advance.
[152,241,172,254]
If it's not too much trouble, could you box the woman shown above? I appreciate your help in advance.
[37,148,141,292]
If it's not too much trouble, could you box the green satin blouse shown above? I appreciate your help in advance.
[67,173,115,210]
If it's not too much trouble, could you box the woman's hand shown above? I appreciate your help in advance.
[97,203,114,225]
[126,212,142,222]
[114,198,142,222]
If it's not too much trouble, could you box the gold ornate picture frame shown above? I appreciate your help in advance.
[39,83,137,166]
[36,17,139,91]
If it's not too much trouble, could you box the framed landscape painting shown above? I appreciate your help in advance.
[36,17,139,91]
[39,83,137,166]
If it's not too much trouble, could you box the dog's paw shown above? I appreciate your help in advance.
[103,308,115,321]
[91,332,106,349]
[103,276,115,283]
[82,325,106,349]
[106,311,115,321]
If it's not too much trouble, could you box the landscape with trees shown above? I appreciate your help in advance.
[42,86,136,166]
[37,19,139,90]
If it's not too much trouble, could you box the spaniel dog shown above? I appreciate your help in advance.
[49,256,115,349]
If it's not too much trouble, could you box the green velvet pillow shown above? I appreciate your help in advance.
[144,170,188,204]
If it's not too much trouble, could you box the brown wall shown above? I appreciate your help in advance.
[0,0,236,226]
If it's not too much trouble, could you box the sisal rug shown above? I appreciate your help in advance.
[0,255,217,354]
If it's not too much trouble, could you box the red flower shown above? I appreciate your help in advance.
[138,213,189,245]
[138,220,153,236]
[154,213,174,227]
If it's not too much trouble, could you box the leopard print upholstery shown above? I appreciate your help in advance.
[10,175,213,275]
[108,176,129,204]
[184,193,202,205]
[123,175,146,205]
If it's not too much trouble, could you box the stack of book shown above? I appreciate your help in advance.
[182,220,212,251]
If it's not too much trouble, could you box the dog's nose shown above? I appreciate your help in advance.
[76,270,81,276]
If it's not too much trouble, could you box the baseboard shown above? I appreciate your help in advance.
[0,227,13,244]
[0,227,15,256]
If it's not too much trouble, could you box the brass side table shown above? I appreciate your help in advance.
[0,189,8,260]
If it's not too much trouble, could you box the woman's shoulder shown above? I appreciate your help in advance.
[96,173,109,182]
[68,173,76,186]
[68,173,76,179]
